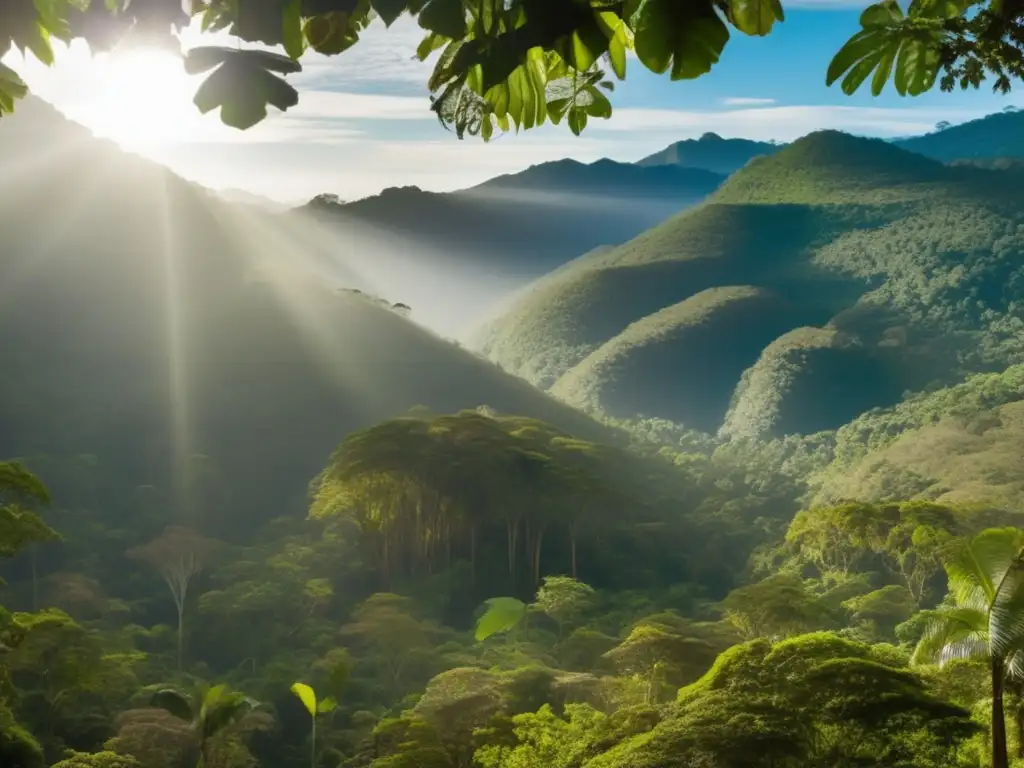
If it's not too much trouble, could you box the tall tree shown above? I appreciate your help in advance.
[127,526,218,671]
[0,461,58,609]
[912,527,1024,768]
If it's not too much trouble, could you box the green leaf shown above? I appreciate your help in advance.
[894,33,940,95]
[860,0,904,28]
[304,13,361,56]
[729,0,784,36]
[419,0,465,39]
[0,64,28,116]
[317,696,338,714]
[372,0,408,26]
[871,37,897,95]
[474,597,527,641]
[290,682,317,716]
[585,86,612,118]
[568,107,587,135]
[283,0,305,59]
[633,0,730,81]
[192,49,301,130]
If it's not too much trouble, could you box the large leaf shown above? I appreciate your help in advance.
[290,682,317,716]
[419,0,465,38]
[474,597,527,641]
[633,0,730,81]
[729,0,784,36]
[187,47,301,130]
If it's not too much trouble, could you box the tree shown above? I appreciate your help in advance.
[0,461,58,608]
[3,1,1021,140]
[149,683,260,768]
[603,624,716,704]
[49,751,141,768]
[533,576,594,640]
[127,526,218,671]
[912,527,1024,768]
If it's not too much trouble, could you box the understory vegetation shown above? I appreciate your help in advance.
[5,395,1024,768]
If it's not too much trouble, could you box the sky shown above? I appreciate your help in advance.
[6,2,1023,203]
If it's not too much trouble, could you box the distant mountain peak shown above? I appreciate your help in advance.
[636,134,781,175]
[699,132,724,142]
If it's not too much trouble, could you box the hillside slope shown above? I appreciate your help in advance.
[637,132,781,173]
[475,131,1024,439]
[895,109,1024,161]
[0,98,615,536]
[293,160,723,336]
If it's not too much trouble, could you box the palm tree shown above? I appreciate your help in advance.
[151,683,258,768]
[912,527,1024,768]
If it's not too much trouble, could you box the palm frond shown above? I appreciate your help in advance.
[912,607,989,667]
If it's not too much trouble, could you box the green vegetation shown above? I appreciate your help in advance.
[477,130,1024,439]
[896,109,1024,162]
[6,0,1024,142]
[550,286,817,430]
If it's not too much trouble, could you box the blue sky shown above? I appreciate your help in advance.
[10,2,1021,202]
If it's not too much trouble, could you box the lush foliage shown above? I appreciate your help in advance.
[5,0,1024,138]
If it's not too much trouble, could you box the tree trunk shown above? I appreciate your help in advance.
[994,658,1010,768]
[533,526,545,586]
[177,601,185,672]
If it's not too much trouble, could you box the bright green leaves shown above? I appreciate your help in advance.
[291,682,317,716]
[290,681,337,716]
[474,597,527,641]
[283,0,306,59]
[547,69,614,136]
[596,11,632,80]
[729,0,785,36]
[186,47,301,130]
[0,64,28,116]
[633,0,731,80]
[827,0,945,96]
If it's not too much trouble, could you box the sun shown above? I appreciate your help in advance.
[78,47,209,150]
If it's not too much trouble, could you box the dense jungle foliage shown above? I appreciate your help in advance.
[6,389,1024,768]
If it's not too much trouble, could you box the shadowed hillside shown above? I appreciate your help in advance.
[0,98,616,536]
[292,159,723,336]
[475,131,1024,439]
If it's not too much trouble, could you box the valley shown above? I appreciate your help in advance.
[4,85,1024,768]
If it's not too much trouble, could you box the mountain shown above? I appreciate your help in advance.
[214,187,292,212]
[0,98,615,537]
[473,131,1024,440]
[636,132,782,174]
[895,108,1024,161]
[291,159,724,337]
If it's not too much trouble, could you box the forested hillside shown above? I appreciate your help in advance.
[895,108,1024,161]
[0,98,616,538]
[6,94,1024,768]
[475,131,1024,440]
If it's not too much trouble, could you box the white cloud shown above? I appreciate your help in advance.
[588,104,990,141]
[721,97,777,107]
